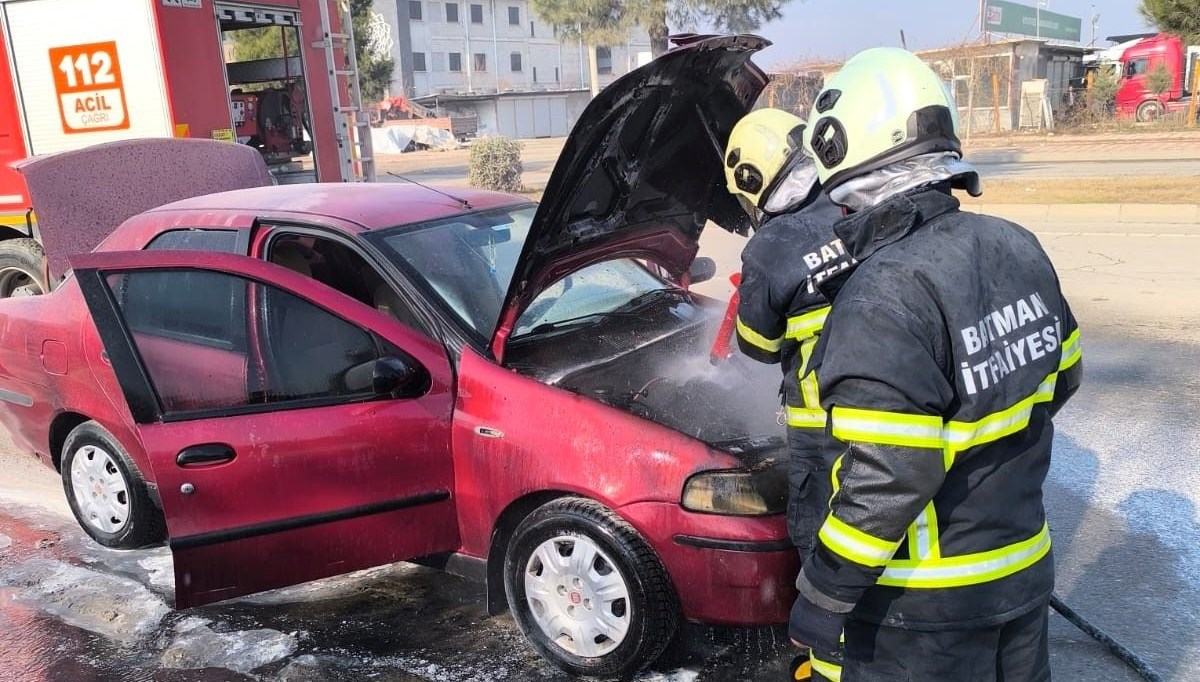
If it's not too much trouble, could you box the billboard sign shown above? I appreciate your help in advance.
[984,0,1082,42]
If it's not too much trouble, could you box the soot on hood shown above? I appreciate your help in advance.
[508,305,788,453]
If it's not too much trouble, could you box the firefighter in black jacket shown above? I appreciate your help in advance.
[785,48,1084,681]
[724,108,856,680]
[725,108,855,556]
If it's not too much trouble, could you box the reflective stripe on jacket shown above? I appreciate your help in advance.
[797,187,1083,630]
[734,193,855,438]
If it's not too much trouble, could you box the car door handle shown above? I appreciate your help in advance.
[176,444,237,467]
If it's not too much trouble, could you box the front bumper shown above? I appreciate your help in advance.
[618,501,799,626]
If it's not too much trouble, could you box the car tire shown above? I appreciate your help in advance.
[61,421,166,549]
[504,497,679,679]
[1136,100,1162,123]
[0,238,48,298]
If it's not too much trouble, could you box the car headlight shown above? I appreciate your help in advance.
[681,465,788,516]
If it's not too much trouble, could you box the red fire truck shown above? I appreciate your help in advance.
[0,0,375,297]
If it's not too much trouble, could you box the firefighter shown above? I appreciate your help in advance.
[724,107,856,680]
[785,46,1084,681]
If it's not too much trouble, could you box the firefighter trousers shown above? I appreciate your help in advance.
[814,599,1051,682]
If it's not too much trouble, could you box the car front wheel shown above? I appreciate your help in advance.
[504,498,679,679]
[61,421,165,549]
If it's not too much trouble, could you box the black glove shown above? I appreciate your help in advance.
[789,592,846,654]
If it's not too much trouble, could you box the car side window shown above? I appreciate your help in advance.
[121,229,244,349]
[104,269,385,416]
[266,233,425,333]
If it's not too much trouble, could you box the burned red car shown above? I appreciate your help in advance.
[0,35,795,677]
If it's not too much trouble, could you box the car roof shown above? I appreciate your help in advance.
[145,182,533,232]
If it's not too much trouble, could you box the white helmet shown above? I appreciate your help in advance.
[804,47,964,193]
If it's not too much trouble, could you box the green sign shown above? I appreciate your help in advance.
[984,0,1082,42]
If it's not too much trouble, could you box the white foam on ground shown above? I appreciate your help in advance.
[0,533,11,551]
[0,558,168,643]
[159,616,298,674]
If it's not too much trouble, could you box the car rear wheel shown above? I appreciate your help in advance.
[61,421,165,549]
[504,498,679,679]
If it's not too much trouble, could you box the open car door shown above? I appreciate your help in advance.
[70,249,459,608]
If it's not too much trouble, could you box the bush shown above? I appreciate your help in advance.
[468,136,524,193]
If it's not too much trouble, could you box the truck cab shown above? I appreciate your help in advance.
[1111,33,1197,121]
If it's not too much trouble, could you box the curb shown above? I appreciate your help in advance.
[962,203,1200,225]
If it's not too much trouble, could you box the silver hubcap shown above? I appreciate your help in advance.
[69,445,130,534]
[524,534,631,658]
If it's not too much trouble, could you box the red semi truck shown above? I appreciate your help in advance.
[0,0,375,298]
[1085,32,1199,122]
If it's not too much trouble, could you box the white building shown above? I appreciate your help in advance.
[371,0,654,98]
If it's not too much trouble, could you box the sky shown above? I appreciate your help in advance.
[725,0,1153,68]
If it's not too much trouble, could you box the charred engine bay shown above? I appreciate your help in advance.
[505,295,788,462]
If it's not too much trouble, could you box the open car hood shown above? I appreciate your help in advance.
[12,138,273,283]
[491,34,770,358]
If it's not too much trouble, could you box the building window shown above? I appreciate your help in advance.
[448,52,462,72]
[432,52,446,72]
[412,52,428,72]
[474,53,487,72]
[445,2,458,22]
[409,0,422,20]
[470,3,483,23]
[529,21,535,37]
[596,46,613,74]
[511,52,523,72]
[507,6,519,25]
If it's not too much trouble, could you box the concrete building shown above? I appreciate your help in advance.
[371,0,654,99]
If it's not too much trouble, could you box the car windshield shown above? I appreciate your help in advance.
[371,206,673,340]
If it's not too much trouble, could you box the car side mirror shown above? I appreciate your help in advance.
[689,257,717,285]
[345,355,430,398]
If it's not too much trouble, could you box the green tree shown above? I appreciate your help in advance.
[350,0,394,104]
[1087,63,1120,118]
[1146,60,1176,96]
[529,0,630,95]
[1138,0,1200,45]
[229,27,299,63]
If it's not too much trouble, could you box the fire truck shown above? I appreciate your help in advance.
[0,0,375,297]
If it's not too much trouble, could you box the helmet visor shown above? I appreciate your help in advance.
[762,153,820,215]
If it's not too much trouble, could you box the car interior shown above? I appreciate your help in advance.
[266,233,422,332]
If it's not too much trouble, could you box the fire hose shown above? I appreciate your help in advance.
[709,276,1165,682]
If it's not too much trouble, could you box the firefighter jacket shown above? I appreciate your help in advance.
[735,192,856,550]
[796,187,1083,631]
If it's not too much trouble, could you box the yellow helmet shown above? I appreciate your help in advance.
[724,108,811,214]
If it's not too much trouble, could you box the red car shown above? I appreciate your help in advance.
[0,35,796,677]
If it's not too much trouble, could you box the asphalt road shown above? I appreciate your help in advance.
[1,217,1197,681]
